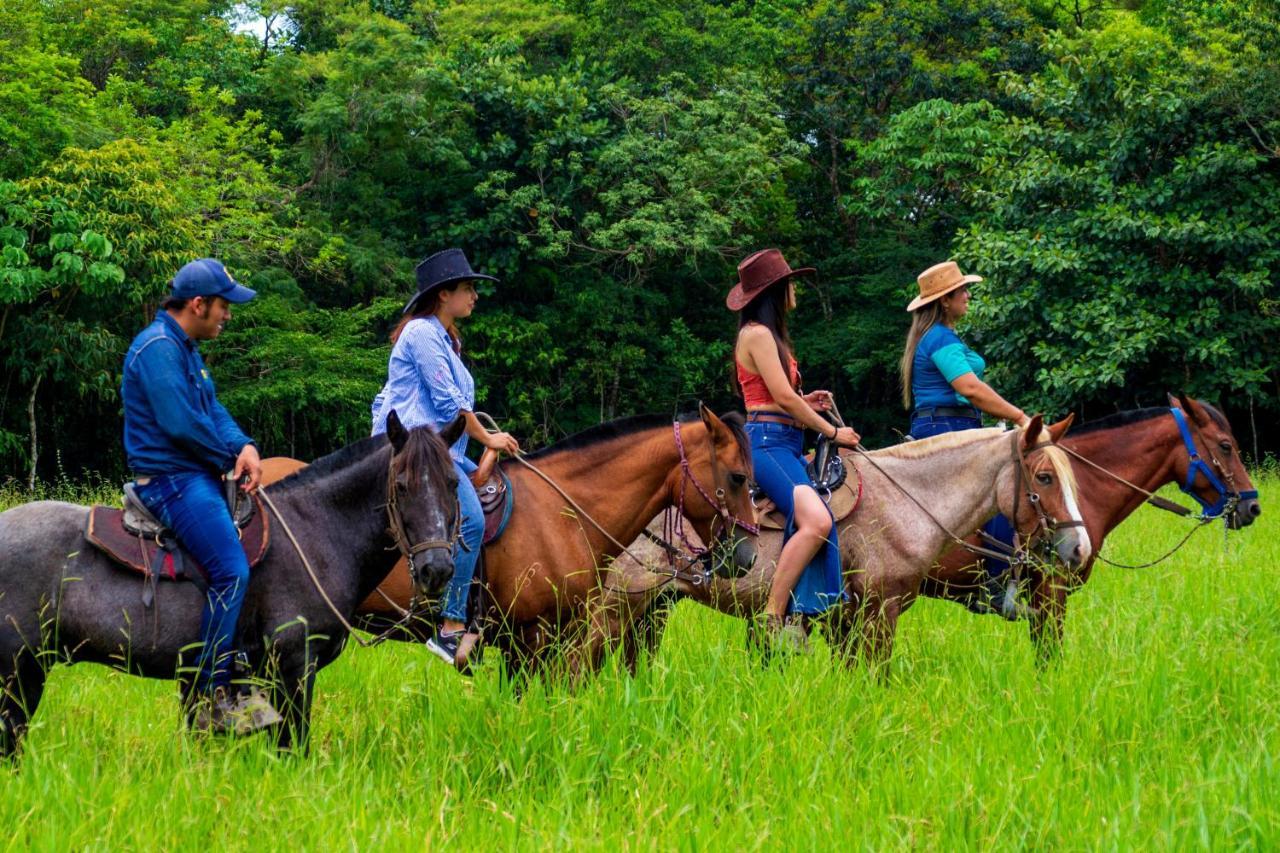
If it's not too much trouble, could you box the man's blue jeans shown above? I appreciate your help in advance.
[440,458,484,624]
[134,471,248,694]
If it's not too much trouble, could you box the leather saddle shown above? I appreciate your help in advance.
[470,449,513,546]
[755,441,863,531]
[85,480,270,605]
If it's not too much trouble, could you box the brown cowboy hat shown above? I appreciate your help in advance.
[725,248,815,311]
[905,260,983,312]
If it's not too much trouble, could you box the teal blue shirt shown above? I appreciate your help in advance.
[911,324,985,409]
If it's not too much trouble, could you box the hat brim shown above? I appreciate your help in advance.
[725,266,816,311]
[402,274,500,314]
[905,274,982,312]
[218,281,257,304]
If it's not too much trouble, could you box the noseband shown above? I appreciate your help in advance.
[384,456,458,587]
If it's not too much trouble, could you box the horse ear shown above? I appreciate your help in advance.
[1020,413,1045,449]
[439,414,466,446]
[386,409,409,453]
[698,402,726,435]
[1046,412,1075,443]
[1175,393,1200,419]
[1167,392,1183,409]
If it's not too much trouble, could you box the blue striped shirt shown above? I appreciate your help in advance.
[371,316,474,464]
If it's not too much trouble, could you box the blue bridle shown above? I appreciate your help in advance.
[1170,406,1258,519]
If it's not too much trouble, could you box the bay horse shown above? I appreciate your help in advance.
[262,405,757,682]
[0,412,461,758]
[609,416,1089,672]
[923,395,1261,661]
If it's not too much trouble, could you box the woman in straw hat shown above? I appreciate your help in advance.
[730,249,861,649]
[371,249,521,667]
[899,259,1029,615]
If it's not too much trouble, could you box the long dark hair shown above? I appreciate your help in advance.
[390,283,463,352]
[735,279,796,397]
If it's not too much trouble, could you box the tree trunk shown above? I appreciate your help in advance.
[26,374,42,491]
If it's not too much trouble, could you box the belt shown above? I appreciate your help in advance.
[912,405,981,420]
[746,411,800,427]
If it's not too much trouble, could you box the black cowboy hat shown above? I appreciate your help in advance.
[403,248,499,314]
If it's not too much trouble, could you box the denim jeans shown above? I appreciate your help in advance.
[744,420,844,615]
[440,458,484,623]
[907,413,1015,576]
[134,471,248,694]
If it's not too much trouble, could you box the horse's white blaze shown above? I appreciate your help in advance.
[1059,468,1092,561]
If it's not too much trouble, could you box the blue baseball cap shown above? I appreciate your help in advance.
[170,258,256,303]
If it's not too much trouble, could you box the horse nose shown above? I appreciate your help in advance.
[418,550,454,594]
[1057,530,1090,569]
[735,538,757,571]
[1245,499,1262,521]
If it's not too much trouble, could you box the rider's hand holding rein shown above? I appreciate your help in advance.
[466,412,520,455]
[233,443,263,492]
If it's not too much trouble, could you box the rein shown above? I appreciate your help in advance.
[257,454,454,649]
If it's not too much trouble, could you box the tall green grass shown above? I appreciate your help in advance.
[0,478,1276,848]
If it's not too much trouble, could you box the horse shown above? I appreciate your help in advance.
[262,405,758,683]
[0,411,461,758]
[922,394,1261,661]
[609,416,1089,672]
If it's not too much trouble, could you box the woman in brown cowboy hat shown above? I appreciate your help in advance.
[730,248,861,649]
[899,259,1029,616]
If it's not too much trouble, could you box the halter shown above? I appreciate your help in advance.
[384,455,459,588]
[1170,406,1258,519]
[669,420,759,560]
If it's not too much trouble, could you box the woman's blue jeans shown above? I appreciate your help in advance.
[441,457,484,624]
[744,420,844,615]
[134,471,248,695]
[908,414,1015,575]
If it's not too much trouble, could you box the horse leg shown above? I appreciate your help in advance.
[270,652,318,754]
[629,588,677,673]
[0,641,47,760]
[859,590,903,678]
[1028,571,1070,668]
[822,602,860,664]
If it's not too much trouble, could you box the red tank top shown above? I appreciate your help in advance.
[737,355,799,408]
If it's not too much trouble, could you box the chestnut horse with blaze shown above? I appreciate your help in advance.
[262,405,756,679]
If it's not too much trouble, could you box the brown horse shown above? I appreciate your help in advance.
[610,416,1088,671]
[922,394,1261,661]
[263,405,757,681]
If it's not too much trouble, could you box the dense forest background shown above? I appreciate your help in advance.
[2,0,1278,484]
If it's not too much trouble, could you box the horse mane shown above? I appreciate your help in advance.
[1070,407,1168,436]
[270,427,452,496]
[523,411,750,463]
[270,434,389,491]
[874,427,1005,460]
[876,427,1077,493]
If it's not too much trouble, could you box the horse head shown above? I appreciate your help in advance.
[1167,394,1261,529]
[674,404,758,577]
[1006,414,1092,571]
[385,409,463,597]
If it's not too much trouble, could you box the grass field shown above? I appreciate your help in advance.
[0,475,1276,849]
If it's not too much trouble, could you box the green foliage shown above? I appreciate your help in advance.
[958,18,1280,420]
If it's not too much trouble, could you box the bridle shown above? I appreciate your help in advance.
[384,456,459,590]
[657,420,759,576]
[1169,406,1257,520]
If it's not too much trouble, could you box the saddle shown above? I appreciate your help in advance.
[85,481,270,605]
[470,460,514,546]
[755,443,863,531]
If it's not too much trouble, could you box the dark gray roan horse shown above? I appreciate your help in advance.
[0,411,461,758]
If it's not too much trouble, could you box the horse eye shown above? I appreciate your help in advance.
[730,472,748,488]
[1035,472,1053,486]
[1218,440,1233,455]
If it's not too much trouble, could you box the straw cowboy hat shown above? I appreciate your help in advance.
[725,248,815,311]
[905,261,983,312]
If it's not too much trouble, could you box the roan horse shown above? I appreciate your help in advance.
[0,412,461,758]
[610,416,1089,672]
[262,405,757,682]
[923,395,1261,661]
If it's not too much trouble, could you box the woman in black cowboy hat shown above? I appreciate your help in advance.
[371,249,520,667]
[730,249,861,650]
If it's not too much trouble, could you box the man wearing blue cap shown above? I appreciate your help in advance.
[121,258,280,734]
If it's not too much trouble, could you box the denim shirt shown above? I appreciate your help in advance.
[121,312,253,476]
[371,316,474,464]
